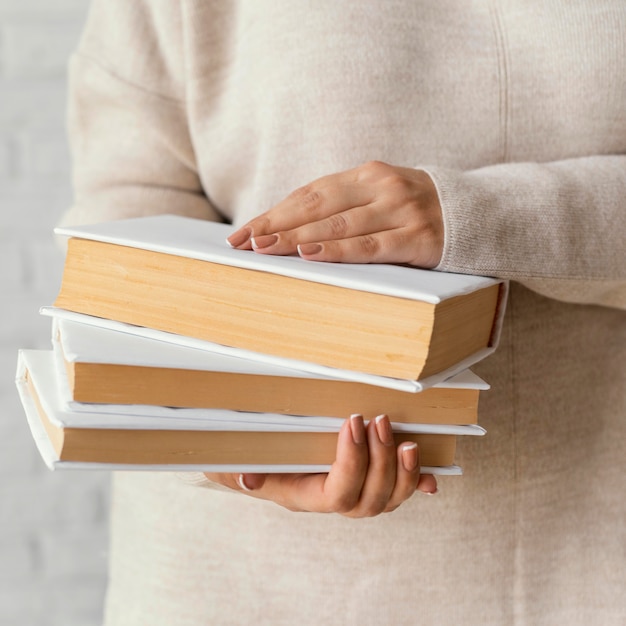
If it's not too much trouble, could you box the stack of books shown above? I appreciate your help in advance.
[16,215,507,475]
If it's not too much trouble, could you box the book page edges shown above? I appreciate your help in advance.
[15,351,462,475]
[42,307,492,392]
[54,215,504,304]
[24,348,486,436]
[15,353,62,470]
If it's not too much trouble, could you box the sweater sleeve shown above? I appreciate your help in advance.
[425,156,626,310]
[59,0,222,227]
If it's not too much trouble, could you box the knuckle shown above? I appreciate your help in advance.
[356,160,392,182]
[354,502,387,519]
[250,215,272,234]
[393,228,413,249]
[343,495,390,518]
[326,212,349,237]
[291,185,323,213]
[358,234,380,256]
[368,497,390,517]
[384,503,401,514]
[325,492,359,514]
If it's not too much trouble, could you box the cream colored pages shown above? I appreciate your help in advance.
[30,349,484,435]
[15,350,468,475]
[53,314,490,386]
[42,307,493,392]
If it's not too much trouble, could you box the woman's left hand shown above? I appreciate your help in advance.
[204,415,438,517]
[227,161,445,268]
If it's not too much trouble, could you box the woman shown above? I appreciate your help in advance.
[62,2,626,624]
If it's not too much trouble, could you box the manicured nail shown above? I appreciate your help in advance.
[297,243,323,256]
[227,226,252,248]
[237,474,253,491]
[349,414,366,444]
[374,414,394,446]
[401,442,418,472]
[251,234,278,249]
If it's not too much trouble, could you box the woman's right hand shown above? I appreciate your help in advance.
[204,414,438,518]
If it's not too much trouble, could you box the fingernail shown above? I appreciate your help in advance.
[349,413,366,444]
[426,487,439,496]
[227,227,252,248]
[401,442,418,471]
[251,234,278,249]
[374,414,394,446]
[237,474,253,491]
[297,243,323,256]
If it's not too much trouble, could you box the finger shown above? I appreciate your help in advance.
[261,162,437,242]
[345,414,397,517]
[234,473,326,511]
[245,415,369,513]
[318,413,370,513]
[417,473,438,495]
[237,473,267,492]
[296,226,441,267]
[201,469,323,511]
[202,472,266,492]
[383,442,421,512]
[250,202,393,256]
[227,173,369,248]
[264,180,373,231]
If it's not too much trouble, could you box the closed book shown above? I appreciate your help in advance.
[16,350,485,473]
[51,315,488,425]
[53,215,507,383]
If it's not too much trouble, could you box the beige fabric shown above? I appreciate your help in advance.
[62,1,626,624]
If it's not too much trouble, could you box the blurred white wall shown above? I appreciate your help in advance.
[0,2,111,625]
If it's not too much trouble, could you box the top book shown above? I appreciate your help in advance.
[54,215,507,382]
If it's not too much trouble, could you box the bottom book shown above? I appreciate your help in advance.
[16,350,486,474]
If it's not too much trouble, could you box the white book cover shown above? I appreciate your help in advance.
[16,350,482,474]
[56,215,507,303]
[51,313,490,393]
[53,215,508,388]
[42,307,492,393]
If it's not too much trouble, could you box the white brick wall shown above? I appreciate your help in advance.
[0,3,111,625]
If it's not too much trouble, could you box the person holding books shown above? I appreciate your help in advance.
[60,2,626,625]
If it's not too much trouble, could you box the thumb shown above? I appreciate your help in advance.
[416,473,438,495]
[238,473,267,492]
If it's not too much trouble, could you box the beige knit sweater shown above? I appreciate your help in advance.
[62,2,626,625]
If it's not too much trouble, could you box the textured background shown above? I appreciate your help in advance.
[0,2,111,625]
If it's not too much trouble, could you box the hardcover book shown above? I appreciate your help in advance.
[50,314,488,425]
[53,215,507,382]
[16,350,486,473]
